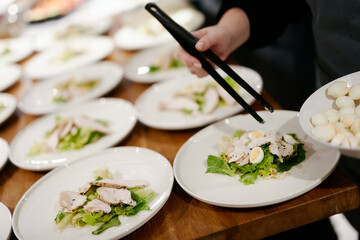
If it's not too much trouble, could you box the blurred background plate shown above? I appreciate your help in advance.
[173,110,340,207]
[114,6,205,50]
[24,36,113,80]
[0,93,16,125]
[0,202,11,240]
[0,138,9,172]
[18,61,123,115]
[0,37,34,65]
[12,147,173,240]
[299,70,360,158]
[0,64,21,91]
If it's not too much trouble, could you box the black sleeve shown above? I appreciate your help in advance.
[217,0,309,49]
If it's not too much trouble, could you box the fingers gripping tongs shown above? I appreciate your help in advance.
[145,3,274,123]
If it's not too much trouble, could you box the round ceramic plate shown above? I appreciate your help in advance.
[124,42,188,83]
[0,93,17,125]
[0,64,21,91]
[18,61,123,115]
[34,18,112,51]
[9,98,137,171]
[299,71,360,158]
[135,65,263,130]
[0,37,34,65]
[173,110,340,208]
[24,36,114,80]
[114,7,205,50]
[0,138,9,172]
[0,202,11,240]
[12,147,174,240]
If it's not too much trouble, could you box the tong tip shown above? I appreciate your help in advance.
[265,106,274,113]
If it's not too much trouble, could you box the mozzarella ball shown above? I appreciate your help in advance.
[327,81,349,98]
[335,122,346,131]
[340,114,355,128]
[311,112,328,126]
[339,106,355,115]
[312,123,336,142]
[355,105,360,116]
[351,117,360,134]
[324,109,339,123]
[331,131,346,145]
[336,96,355,109]
[349,83,360,100]
[342,133,359,148]
[355,132,360,140]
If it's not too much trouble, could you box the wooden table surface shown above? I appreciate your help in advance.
[1,28,360,240]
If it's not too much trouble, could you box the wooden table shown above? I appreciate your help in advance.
[1,35,360,240]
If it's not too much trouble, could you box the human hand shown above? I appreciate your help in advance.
[176,25,233,78]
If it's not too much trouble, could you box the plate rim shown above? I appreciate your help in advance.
[0,201,12,240]
[173,110,340,208]
[9,97,138,171]
[0,138,9,172]
[0,64,22,92]
[0,93,17,125]
[12,146,174,240]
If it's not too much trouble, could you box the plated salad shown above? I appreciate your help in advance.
[159,77,243,115]
[28,115,111,156]
[52,76,101,103]
[55,166,155,235]
[146,50,184,73]
[206,129,306,185]
[52,48,85,64]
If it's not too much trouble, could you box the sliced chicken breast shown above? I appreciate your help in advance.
[97,187,136,206]
[90,179,148,189]
[59,191,87,212]
[84,199,111,213]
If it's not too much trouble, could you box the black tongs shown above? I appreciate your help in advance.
[145,3,274,123]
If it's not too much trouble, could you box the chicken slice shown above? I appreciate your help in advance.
[269,141,294,158]
[159,96,199,112]
[216,85,236,105]
[59,191,87,212]
[90,179,148,189]
[73,115,112,134]
[202,88,219,114]
[59,119,74,139]
[97,187,136,206]
[84,199,111,213]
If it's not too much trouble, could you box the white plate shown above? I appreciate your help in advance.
[124,42,188,83]
[0,202,11,240]
[114,7,205,50]
[0,138,9,172]
[34,18,112,51]
[18,61,124,115]
[299,71,360,158]
[12,147,174,240]
[0,93,17,125]
[135,65,263,130]
[24,36,114,80]
[0,37,34,65]
[173,110,340,208]
[9,98,137,171]
[0,64,21,91]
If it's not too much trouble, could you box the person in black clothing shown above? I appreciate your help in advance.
[178,0,360,237]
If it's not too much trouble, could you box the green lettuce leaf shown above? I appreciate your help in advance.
[206,154,235,177]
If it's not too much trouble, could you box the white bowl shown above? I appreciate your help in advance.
[299,70,360,158]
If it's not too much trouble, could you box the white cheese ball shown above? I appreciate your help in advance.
[355,105,360,116]
[351,117,360,134]
[342,133,359,148]
[339,106,355,115]
[349,83,360,100]
[312,123,336,142]
[340,114,355,128]
[311,112,328,126]
[336,96,355,109]
[331,130,346,145]
[355,132,360,141]
[327,81,349,98]
[324,109,339,123]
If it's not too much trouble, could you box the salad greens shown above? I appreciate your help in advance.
[55,186,155,235]
[206,130,306,185]
[148,59,184,73]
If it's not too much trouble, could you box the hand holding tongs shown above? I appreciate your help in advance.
[145,3,274,124]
